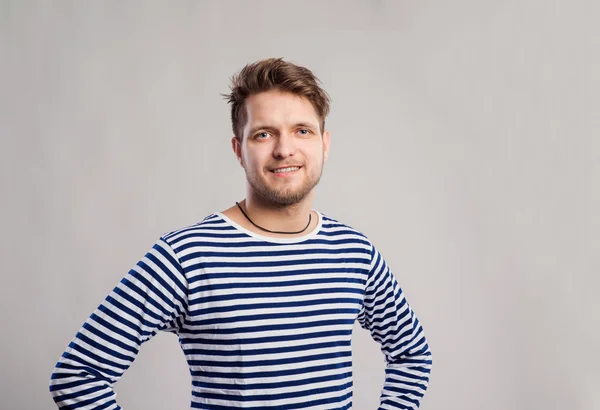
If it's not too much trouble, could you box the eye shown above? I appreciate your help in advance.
[297,129,311,136]
[255,132,270,139]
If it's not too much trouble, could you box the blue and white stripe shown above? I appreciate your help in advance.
[49,211,432,409]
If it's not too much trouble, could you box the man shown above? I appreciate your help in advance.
[49,58,432,409]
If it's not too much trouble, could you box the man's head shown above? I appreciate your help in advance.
[223,58,332,207]
[223,58,331,142]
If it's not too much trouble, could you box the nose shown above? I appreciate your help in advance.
[272,133,296,158]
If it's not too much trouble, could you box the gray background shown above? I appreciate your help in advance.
[1,1,598,409]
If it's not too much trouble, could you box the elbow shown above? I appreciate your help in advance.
[48,364,75,405]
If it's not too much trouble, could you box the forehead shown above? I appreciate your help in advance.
[244,90,319,127]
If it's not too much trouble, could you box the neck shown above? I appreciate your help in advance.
[242,190,315,233]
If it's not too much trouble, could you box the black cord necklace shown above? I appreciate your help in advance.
[235,201,312,234]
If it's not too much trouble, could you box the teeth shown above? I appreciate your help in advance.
[273,167,299,173]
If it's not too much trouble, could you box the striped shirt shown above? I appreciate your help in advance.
[49,211,432,409]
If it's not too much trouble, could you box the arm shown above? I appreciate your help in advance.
[49,237,188,409]
[357,243,433,409]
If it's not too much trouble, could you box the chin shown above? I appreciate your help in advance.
[261,186,313,206]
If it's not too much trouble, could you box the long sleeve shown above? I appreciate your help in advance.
[357,243,433,409]
[49,237,189,409]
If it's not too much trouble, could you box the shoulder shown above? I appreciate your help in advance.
[318,211,374,247]
[158,213,225,246]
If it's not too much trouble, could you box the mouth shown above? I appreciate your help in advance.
[270,165,302,177]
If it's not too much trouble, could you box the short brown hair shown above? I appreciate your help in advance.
[222,58,331,141]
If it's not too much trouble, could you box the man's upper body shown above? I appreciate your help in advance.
[49,58,432,409]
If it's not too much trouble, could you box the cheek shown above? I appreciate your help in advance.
[311,146,325,164]
[244,152,266,172]
[301,141,322,159]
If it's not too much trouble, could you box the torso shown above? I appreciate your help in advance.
[167,211,372,409]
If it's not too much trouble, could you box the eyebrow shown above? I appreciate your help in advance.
[248,122,318,136]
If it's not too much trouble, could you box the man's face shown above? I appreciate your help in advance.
[232,89,330,206]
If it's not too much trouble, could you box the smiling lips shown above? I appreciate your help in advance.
[270,166,302,177]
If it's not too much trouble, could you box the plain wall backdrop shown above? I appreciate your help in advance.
[1,1,598,409]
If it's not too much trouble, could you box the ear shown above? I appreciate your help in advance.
[322,130,331,163]
[231,136,244,167]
